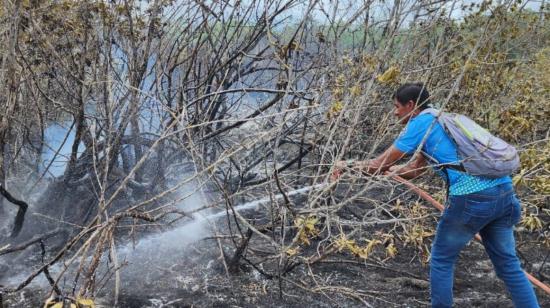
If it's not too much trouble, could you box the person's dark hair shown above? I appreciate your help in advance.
[393,83,431,110]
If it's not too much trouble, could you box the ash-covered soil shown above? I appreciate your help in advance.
[3,226,548,307]
[2,182,548,307]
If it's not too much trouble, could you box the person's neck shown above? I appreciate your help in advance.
[410,109,421,118]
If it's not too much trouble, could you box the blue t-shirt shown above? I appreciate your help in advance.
[393,113,511,195]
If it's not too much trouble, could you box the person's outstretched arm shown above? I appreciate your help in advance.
[355,145,407,175]
[387,154,427,179]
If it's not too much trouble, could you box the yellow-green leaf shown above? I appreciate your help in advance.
[377,66,400,83]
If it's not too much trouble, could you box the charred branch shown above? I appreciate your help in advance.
[0,231,60,257]
[0,184,28,238]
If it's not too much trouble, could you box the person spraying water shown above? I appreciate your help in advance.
[332,83,540,308]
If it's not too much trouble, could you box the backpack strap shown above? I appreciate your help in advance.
[417,109,467,172]
[417,108,467,199]
[418,107,441,117]
[421,151,454,200]
[421,152,466,173]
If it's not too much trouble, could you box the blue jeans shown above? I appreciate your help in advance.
[430,182,540,308]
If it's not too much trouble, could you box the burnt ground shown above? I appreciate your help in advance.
[4,235,547,307]
[3,224,548,307]
[107,227,548,307]
[1,182,549,308]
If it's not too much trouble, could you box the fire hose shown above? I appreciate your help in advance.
[386,172,550,295]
